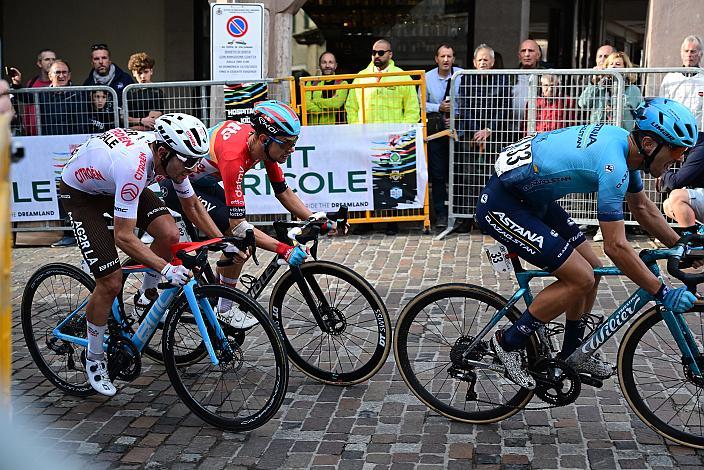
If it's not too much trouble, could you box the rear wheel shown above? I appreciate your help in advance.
[21,263,96,396]
[394,283,537,423]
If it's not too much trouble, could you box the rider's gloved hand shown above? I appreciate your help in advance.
[276,242,308,266]
[161,263,191,286]
[655,284,697,313]
[223,241,249,261]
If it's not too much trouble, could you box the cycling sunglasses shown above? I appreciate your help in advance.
[175,154,202,170]
[269,135,298,149]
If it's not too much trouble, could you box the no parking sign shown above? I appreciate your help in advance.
[211,3,264,80]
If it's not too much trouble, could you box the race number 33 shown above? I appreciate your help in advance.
[495,134,535,176]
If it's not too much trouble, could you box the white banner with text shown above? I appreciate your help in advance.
[9,124,427,222]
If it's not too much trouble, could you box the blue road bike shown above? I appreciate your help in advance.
[21,233,288,431]
[394,234,704,448]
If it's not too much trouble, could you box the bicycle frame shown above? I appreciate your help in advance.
[464,247,704,377]
[52,265,231,366]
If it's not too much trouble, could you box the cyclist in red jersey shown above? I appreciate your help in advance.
[158,101,345,328]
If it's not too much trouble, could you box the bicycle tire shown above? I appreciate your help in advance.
[21,263,96,396]
[162,284,288,431]
[619,306,704,448]
[270,260,391,385]
[394,283,537,423]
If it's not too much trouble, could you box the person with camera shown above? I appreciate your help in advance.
[425,43,462,230]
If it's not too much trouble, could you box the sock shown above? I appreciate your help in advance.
[560,317,586,359]
[86,321,106,361]
[501,309,544,352]
[141,270,160,293]
[217,276,238,313]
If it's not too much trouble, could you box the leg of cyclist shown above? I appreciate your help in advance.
[476,177,596,389]
[60,183,120,396]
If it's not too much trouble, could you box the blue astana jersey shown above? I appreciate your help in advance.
[495,124,643,222]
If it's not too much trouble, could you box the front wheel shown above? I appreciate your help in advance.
[163,285,288,431]
[394,283,536,423]
[21,263,96,396]
[618,306,704,448]
[270,261,391,385]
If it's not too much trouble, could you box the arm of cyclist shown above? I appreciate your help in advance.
[113,216,172,274]
[626,191,680,247]
[276,187,314,220]
[228,216,307,266]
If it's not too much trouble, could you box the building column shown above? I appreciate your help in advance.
[645,0,704,67]
[474,0,530,66]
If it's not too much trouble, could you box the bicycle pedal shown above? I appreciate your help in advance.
[579,374,604,388]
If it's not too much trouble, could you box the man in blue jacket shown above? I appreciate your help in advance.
[83,43,133,108]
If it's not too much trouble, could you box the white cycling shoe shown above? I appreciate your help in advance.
[219,304,259,329]
[85,357,117,397]
[490,331,536,390]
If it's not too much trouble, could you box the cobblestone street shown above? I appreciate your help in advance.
[9,230,704,469]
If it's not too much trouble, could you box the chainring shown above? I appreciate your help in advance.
[107,336,141,382]
[532,358,581,406]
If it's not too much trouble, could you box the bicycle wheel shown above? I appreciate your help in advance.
[270,260,391,385]
[619,306,704,448]
[162,285,288,431]
[394,283,537,423]
[21,263,96,396]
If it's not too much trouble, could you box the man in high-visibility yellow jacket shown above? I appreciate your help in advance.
[305,52,348,125]
[345,39,420,124]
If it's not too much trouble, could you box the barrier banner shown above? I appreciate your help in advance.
[224,82,267,122]
[10,134,90,222]
[245,123,427,214]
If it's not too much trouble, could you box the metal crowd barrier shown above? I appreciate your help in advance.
[300,70,431,230]
[11,86,120,137]
[447,67,704,232]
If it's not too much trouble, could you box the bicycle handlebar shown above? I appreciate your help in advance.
[665,233,704,288]
[273,205,348,260]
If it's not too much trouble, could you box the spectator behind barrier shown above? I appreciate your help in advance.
[83,43,133,108]
[578,51,642,130]
[344,38,420,125]
[304,52,348,125]
[425,43,462,231]
[88,90,115,134]
[8,49,57,136]
[589,44,616,84]
[126,52,164,130]
[39,60,90,136]
[345,38,420,235]
[511,39,549,122]
[456,44,511,231]
[658,35,704,231]
[527,74,576,133]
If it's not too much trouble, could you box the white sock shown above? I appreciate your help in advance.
[141,270,160,293]
[86,321,106,361]
[217,276,238,313]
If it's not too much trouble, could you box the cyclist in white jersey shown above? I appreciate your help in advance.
[60,113,227,396]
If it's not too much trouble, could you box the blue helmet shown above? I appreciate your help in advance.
[251,100,301,139]
[632,97,698,147]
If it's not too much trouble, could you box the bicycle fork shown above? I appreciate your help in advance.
[180,281,231,366]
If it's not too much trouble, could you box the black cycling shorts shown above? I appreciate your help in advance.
[59,181,170,278]
[160,180,231,234]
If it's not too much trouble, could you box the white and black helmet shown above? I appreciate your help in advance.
[154,113,210,167]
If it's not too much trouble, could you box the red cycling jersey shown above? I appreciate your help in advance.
[202,121,286,218]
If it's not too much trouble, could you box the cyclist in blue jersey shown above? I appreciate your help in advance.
[476,97,700,389]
